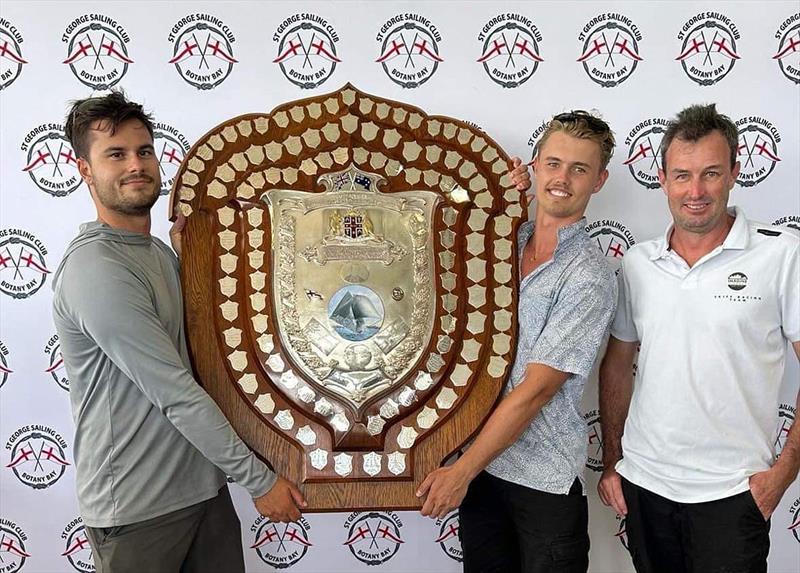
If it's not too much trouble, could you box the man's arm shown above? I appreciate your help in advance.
[749,340,800,519]
[417,363,568,518]
[597,336,638,516]
[58,248,305,522]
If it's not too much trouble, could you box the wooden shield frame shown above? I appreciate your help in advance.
[169,84,526,510]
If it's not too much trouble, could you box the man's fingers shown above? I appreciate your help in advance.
[609,481,628,516]
[290,485,308,507]
[511,156,523,169]
[416,473,434,497]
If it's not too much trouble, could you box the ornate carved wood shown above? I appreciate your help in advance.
[169,84,526,510]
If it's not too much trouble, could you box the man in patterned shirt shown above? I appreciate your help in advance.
[417,111,618,572]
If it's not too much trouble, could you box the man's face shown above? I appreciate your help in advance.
[533,131,608,222]
[77,119,160,217]
[659,130,740,235]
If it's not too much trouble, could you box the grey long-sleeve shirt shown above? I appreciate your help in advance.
[52,222,276,527]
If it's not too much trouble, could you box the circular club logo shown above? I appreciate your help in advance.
[168,14,237,90]
[735,116,781,188]
[0,519,30,573]
[343,511,404,566]
[776,403,795,458]
[585,219,636,274]
[623,118,669,190]
[773,14,800,84]
[0,229,50,300]
[273,14,340,89]
[772,215,800,233]
[0,19,28,90]
[0,340,12,390]
[21,124,81,197]
[153,123,191,196]
[676,12,741,86]
[376,14,443,88]
[584,409,603,472]
[727,272,747,291]
[250,516,312,569]
[45,334,69,392]
[477,14,543,88]
[6,425,70,490]
[62,14,132,90]
[61,517,95,573]
[577,13,643,87]
[434,511,462,562]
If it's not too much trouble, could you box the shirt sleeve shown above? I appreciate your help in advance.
[58,247,277,498]
[781,239,800,342]
[529,262,618,378]
[610,262,639,343]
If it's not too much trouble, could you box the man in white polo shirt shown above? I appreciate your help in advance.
[597,103,799,573]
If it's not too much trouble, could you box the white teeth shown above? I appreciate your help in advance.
[685,203,707,211]
[549,189,569,197]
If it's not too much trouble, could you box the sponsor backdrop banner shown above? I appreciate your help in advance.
[1,1,798,571]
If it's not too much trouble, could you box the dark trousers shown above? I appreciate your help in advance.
[622,477,770,573]
[459,471,589,573]
[85,486,244,573]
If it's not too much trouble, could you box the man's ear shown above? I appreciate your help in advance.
[592,169,609,194]
[77,157,93,188]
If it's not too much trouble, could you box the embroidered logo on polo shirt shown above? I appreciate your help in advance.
[727,272,747,291]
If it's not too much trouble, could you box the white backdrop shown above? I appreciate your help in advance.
[1,1,798,572]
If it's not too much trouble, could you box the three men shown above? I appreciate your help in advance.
[417,111,618,572]
[53,92,305,573]
[598,104,800,573]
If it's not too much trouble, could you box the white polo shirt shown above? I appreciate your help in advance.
[613,207,799,503]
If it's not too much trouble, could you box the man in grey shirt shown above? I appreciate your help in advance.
[53,92,305,573]
[417,112,618,572]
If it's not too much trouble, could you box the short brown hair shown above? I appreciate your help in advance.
[535,110,615,169]
[64,90,154,160]
[661,104,738,170]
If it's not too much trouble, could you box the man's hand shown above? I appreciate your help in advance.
[169,213,186,258]
[598,467,628,516]
[417,465,472,519]
[749,467,794,520]
[509,157,532,193]
[254,476,307,523]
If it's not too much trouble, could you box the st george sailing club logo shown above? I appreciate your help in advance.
[0,340,12,390]
[0,229,50,300]
[273,14,340,89]
[676,12,741,86]
[21,124,81,197]
[6,425,70,490]
[735,116,781,188]
[61,517,95,573]
[45,333,69,392]
[0,18,28,90]
[773,14,800,84]
[623,118,670,190]
[168,14,237,90]
[250,516,312,569]
[477,14,544,88]
[0,519,30,573]
[62,14,132,90]
[376,14,443,88]
[343,511,404,565]
[435,511,462,562]
[577,13,643,87]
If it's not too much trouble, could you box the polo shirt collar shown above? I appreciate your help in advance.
[650,206,748,261]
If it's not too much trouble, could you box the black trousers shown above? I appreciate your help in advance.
[85,486,244,573]
[459,471,589,573]
[622,477,770,573]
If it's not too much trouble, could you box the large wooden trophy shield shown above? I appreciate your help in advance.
[169,85,526,510]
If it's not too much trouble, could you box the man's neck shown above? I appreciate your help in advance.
[96,209,151,235]
[530,211,582,260]
[669,213,734,267]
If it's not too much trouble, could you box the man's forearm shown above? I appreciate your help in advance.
[599,339,637,469]
[457,363,568,479]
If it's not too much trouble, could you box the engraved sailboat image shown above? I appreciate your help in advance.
[329,288,384,341]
